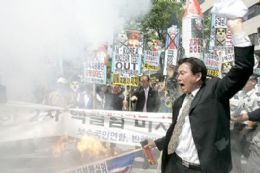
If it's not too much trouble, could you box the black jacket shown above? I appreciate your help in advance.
[132,86,160,112]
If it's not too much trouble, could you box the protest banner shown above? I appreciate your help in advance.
[182,0,203,60]
[205,14,234,78]
[0,102,171,145]
[84,43,108,84]
[111,30,143,86]
[163,25,179,75]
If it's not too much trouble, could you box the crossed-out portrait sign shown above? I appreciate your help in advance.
[112,30,143,86]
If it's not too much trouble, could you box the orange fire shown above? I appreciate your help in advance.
[51,135,114,161]
[51,135,69,157]
[76,136,108,159]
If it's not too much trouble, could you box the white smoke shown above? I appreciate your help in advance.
[0,0,152,101]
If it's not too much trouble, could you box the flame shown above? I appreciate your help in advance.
[51,135,116,161]
[76,136,108,159]
[51,135,69,157]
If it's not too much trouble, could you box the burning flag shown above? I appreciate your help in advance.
[61,149,140,173]
[106,150,139,173]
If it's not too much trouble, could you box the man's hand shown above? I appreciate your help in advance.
[211,0,248,20]
[130,96,138,101]
[231,112,249,123]
[246,120,257,129]
[227,18,243,34]
[144,139,156,149]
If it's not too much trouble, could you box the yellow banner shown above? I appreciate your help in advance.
[143,64,160,71]
[207,69,220,77]
[112,74,139,86]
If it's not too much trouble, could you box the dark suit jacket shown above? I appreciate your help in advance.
[133,86,160,112]
[155,46,254,173]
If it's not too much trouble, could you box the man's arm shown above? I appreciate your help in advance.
[231,108,260,122]
[144,136,166,151]
[248,108,260,122]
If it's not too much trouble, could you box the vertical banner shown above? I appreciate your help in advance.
[111,30,143,86]
[163,25,179,75]
[208,14,228,50]
[182,0,203,60]
[204,50,222,77]
[84,43,108,84]
[143,39,161,73]
[205,14,234,78]
[143,50,161,72]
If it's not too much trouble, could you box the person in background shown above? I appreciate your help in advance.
[45,77,71,107]
[229,74,259,173]
[81,84,94,109]
[103,84,124,155]
[159,65,181,112]
[69,76,83,108]
[104,84,124,111]
[231,108,260,173]
[230,74,260,118]
[130,75,160,112]
[79,84,122,155]
[144,18,254,173]
[165,65,179,100]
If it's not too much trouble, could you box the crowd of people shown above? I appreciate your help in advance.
[29,72,178,114]
[29,73,176,168]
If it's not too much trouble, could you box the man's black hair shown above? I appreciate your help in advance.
[178,57,207,83]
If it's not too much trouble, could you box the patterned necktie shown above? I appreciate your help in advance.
[168,94,194,154]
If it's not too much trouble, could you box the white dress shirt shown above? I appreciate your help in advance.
[175,88,200,164]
